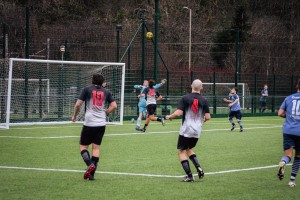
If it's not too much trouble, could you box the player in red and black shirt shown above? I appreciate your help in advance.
[167,79,211,182]
[139,79,165,132]
[72,74,117,180]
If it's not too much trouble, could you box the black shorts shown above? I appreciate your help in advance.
[80,125,106,146]
[229,110,242,120]
[283,133,300,152]
[147,104,157,115]
[177,135,199,150]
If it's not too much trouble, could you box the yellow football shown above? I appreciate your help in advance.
[146,32,153,39]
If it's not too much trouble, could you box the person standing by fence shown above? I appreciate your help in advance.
[259,84,269,112]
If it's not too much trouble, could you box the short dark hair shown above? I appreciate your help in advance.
[297,79,300,91]
[149,79,155,88]
[92,74,104,86]
[233,87,238,93]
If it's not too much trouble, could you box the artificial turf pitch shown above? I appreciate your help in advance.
[0,116,299,199]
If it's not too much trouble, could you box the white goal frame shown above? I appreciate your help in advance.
[1,58,125,129]
[202,82,246,109]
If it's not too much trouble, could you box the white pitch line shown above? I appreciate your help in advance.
[1,118,283,131]
[0,164,291,178]
[0,125,282,139]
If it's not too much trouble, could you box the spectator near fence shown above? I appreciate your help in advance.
[259,84,268,112]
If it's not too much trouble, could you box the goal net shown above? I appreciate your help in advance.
[202,83,251,110]
[0,58,125,129]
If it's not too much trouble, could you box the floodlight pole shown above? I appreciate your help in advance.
[235,28,240,87]
[183,6,192,82]
[116,24,122,62]
[154,0,159,82]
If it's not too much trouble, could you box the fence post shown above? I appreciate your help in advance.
[291,75,294,94]
[1,24,7,122]
[190,71,194,83]
[180,76,183,95]
[235,28,240,87]
[272,74,276,112]
[24,4,30,119]
[141,20,145,81]
[254,74,257,113]
[213,72,216,114]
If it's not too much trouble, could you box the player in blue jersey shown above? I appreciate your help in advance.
[277,79,300,188]
[259,84,268,112]
[134,79,166,130]
[166,79,211,182]
[223,87,243,132]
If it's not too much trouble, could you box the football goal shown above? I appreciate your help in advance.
[202,82,251,110]
[0,58,125,129]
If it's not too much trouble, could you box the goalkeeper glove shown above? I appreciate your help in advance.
[161,79,167,85]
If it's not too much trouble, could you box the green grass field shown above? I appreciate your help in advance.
[0,116,300,199]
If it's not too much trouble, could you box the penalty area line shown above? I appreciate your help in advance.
[0,164,290,179]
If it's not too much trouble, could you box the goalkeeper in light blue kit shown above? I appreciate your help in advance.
[134,79,166,130]
[277,79,300,188]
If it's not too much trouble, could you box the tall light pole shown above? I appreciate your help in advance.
[60,45,65,61]
[183,6,192,77]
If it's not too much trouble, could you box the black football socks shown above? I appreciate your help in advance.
[189,154,201,170]
[181,160,193,177]
[81,150,92,166]
[90,156,99,177]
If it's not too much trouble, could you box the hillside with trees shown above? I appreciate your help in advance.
[1,0,300,75]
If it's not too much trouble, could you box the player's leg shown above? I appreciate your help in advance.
[177,135,194,182]
[289,153,300,187]
[262,101,266,112]
[136,111,143,130]
[228,112,235,131]
[89,126,105,180]
[148,104,165,126]
[278,134,294,180]
[136,100,146,130]
[80,144,96,180]
[259,101,263,112]
[89,143,100,180]
[236,111,243,132]
[80,145,92,166]
[289,138,300,187]
[80,126,93,168]
[141,105,153,132]
[187,147,204,180]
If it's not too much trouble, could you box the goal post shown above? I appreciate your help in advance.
[0,58,125,129]
[202,82,251,109]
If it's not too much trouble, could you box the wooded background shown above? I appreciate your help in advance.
[1,0,300,75]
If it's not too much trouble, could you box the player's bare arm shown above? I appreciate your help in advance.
[166,109,183,120]
[229,99,239,107]
[223,98,231,103]
[203,113,211,123]
[278,108,286,118]
[156,95,163,101]
[72,99,83,122]
[106,101,117,115]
